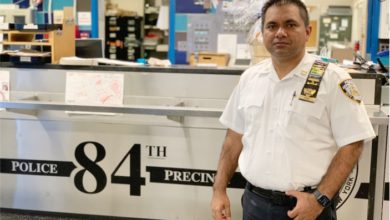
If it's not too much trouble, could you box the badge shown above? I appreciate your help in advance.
[339,79,362,104]
[299,60,328,103]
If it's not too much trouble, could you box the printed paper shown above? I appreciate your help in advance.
[66,72,124,107]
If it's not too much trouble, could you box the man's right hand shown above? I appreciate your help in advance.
[211,129,243,220]
[211,190,231,220]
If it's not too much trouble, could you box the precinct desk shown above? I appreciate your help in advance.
[0,63,388,220]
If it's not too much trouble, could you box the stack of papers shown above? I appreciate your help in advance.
[59,57,144,66]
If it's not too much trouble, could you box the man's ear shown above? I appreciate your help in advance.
[305,25,312,42]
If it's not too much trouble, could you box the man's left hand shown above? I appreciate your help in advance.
[285,190,323,220]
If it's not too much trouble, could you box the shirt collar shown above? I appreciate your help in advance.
[258,53,315,80]
[252,59,274,79]
[284,53,315,79]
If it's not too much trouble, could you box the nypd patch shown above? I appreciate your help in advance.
[339,79,362,104]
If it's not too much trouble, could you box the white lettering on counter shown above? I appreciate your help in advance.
[164,170,215,183]
[11,161,58,174]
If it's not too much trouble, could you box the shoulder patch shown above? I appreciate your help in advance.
[339,79,362,104]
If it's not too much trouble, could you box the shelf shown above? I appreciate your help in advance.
[0,30,53,34]
[0,100,223,118]
[143,1,169,59]
[156,44,168,52]
[0,7,75,64]
[145,6,158,14]
[144,25,160,29]
[144,45,157,50]
[1,41,51,46]
[0,24,62,32]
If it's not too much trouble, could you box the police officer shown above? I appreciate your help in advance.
[211,0,376,219]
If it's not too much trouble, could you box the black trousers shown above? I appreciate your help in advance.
[242,185,337,220]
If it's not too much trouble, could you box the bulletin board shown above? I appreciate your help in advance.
[318,15,352,49]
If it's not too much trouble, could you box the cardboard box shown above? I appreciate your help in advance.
[331,47,354,63]
[250,40,271,64]
[189,52,230,67]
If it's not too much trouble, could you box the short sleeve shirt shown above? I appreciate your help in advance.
[219,53,376,191]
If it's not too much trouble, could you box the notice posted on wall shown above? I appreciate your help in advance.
[65,72,124,115]
[0,70,10,111]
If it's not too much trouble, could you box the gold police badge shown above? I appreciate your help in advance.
[339,79,362,104]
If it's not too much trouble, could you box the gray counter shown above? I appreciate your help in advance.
[0,64,388,220]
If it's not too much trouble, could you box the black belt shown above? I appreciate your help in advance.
[246,182,315,206]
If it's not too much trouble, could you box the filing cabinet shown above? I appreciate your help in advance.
[105,16,143,61]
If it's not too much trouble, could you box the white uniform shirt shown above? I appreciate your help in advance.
[220,53,376,191]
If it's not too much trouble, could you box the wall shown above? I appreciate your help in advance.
[351,0,368,56]
[0,0,13,3]
[0,0,74,24]
[303,0,371,57]
[109,0,144,17]
[379,0,389,39]
[306,0,354,14]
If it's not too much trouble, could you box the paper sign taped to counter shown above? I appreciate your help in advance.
[0,71,10,111]
[65,72,124,108]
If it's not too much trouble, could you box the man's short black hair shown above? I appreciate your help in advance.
[261,0,310,30]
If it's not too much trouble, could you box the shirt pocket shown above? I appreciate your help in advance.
[238,93,265,133]
[284,100,326,139]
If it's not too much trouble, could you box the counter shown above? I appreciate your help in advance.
[0,64,388,219]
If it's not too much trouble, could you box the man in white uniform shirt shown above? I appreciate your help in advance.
[211,0,376,219]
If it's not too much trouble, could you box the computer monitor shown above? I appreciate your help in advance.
[75,38,103,58]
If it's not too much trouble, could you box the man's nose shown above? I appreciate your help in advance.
[275,27,287,37]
